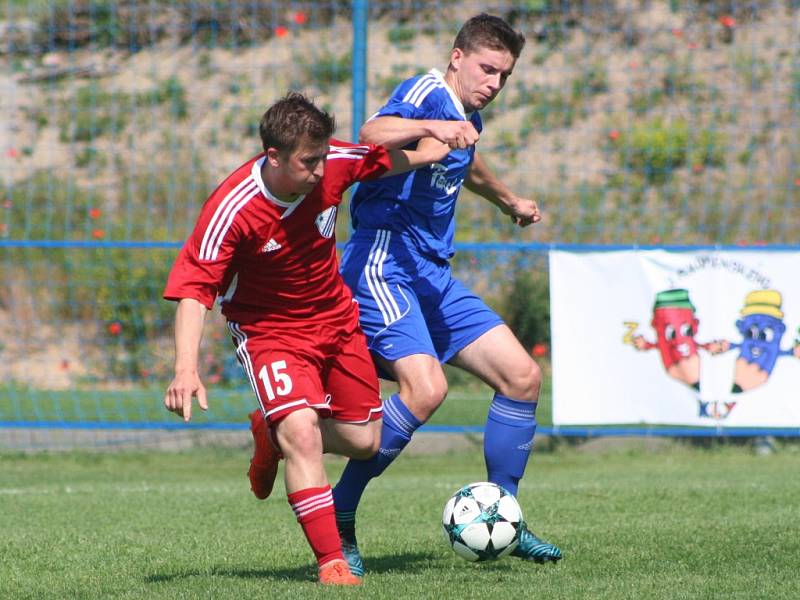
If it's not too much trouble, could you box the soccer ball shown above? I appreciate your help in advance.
[442,482,523,562]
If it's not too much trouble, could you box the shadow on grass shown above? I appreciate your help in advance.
[145,550,443,584]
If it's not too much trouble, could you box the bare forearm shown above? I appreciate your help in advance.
[173,297,207,374]
[466,152,542,227]
[360,116,437,149]
[465,153,514,212]
[384,137,450,177]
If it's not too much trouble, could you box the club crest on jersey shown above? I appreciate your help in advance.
[315,206,337,239]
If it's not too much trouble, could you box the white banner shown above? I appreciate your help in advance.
[550,250,800,426]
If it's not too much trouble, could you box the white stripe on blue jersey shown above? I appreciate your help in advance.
[364,230,402,325]
[404,75,443,107]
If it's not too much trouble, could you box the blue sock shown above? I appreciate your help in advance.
[333,394,422,518]
[484,393,537,497]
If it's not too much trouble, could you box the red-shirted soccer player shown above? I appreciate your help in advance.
[163,93,449,586]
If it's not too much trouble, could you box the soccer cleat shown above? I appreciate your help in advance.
[511,523,563,563]
[336,512,365,577]
[247,409,281,500]
[318,559,362,586]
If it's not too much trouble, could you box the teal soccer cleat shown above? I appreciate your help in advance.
[336,512,365,577]
[511,523,563,563]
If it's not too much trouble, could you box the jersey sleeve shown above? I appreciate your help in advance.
[372,74,448,120]
[351,144,393,182]
[327,140,393,186]
[162,199,242,310]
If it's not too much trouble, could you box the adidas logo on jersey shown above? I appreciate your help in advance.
[261,238,282,253]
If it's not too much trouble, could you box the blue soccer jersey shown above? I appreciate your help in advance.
[350,69,482,260]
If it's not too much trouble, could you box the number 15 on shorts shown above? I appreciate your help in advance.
[258,360,293,400]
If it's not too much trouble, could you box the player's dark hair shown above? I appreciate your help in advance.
[259,92,335,153]
[453,13,526,59]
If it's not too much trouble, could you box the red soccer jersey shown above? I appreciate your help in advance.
[163,140,392,325]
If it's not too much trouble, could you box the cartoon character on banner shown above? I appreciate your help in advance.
[623,289,718,391]
[709,290,800,393]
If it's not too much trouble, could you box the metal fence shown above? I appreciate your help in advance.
[1,1,798,446]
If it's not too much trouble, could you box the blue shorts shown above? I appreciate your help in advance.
[340,229,503,377]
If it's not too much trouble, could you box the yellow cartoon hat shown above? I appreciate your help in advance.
[740,289,784,319]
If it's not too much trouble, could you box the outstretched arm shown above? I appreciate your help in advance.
[382,137,451,177]
[164,297,209,422]
[466,152,542,228]
[360,115,479,150]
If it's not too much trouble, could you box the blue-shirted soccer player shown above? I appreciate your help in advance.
[332,14,563,574]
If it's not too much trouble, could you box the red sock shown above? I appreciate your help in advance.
[287,486,344,568]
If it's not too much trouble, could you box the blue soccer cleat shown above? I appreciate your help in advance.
[336,511,365,577]
[511,523,563,563]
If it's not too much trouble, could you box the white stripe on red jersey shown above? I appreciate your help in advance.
[200,178,259,261]
[163,139,393,324]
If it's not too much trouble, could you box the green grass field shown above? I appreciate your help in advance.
[2,442,799,599]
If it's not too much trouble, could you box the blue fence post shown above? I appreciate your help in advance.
[351,0,368,142]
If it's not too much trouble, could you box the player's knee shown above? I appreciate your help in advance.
[276,412,323,458]
[399,371,448,419]
[498,357,541,401]
[350,432,380,460]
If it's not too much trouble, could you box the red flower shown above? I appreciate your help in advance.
[92,228,105,239]
[531,343,548,357]
[275,26,289,37]
[672,28,683,38]
[293,11,307,25]
[719,15,736,28]
[608,129,620,141]
[89,207,102,219]
[108,322,122,336]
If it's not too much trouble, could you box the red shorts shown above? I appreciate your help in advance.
[227,313,382,425]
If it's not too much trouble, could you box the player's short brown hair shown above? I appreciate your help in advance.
[453,13,526,59]
[259,92,335,154]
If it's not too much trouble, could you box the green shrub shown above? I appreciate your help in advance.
[689,128,726,168]
[614,118,724,184]
[387,25,416,45]
[571,62,608,100]
[6,171,104,240]
[140,76,189,120]
[302,51,352,91]
[519,86,576,133]
[502,270,550,350]
[61,83,130,142]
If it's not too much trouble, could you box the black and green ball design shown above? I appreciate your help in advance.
[442,482,523,562]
